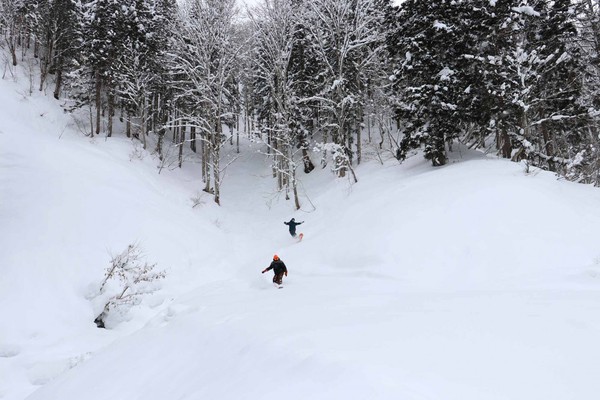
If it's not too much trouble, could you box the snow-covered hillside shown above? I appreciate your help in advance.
[2,72,600,400]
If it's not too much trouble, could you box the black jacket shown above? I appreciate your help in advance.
[265,260,287,275]
[284,219,303,234]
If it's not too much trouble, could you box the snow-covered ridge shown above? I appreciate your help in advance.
[1,69,600,400]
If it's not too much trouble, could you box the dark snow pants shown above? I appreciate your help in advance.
[273,271,284,285]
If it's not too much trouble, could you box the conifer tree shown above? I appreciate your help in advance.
[390,0,473,166]
[115,0,176,149]
[480,1,588,173]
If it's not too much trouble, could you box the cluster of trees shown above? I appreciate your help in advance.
[2,0,600,208]
[388,0,600,185]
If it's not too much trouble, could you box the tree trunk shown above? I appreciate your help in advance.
[8,31,18,66]
[126,111,131,138]
[301,146,315,174]
[88,104,94,137]
[107,91,114,137]
[159,105,169,160]
[152,94,159,135]
[53,69,63,100]
[356,119,362,165]
[213,124,221,205]
[500,129,512,158]
[141,97,147,149]
[201,133,207,182]
[289,143,301,209]
[179,122,186,168]
[236,113,240,154]
[172,109,178,143]
[190,125,197,152]
[5,21,19,66]
[293,176,300,210]
[156,97,164,160]
[203,133,211,193]
[95,72,102,136]
[541,122,556,172]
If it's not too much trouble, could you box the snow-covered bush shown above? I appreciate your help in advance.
[94,243,165,329]
[314,142,358,183]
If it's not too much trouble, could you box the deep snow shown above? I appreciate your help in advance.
[1,66,600,400]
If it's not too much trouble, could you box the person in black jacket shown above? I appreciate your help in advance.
[262,254,288,285]
[284,218,303,237]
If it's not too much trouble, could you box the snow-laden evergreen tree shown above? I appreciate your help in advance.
[115,0,176,151]
[577,0,600,184]
[286,1,319,174]
[529,0,589,174]
[388,0,593,181]
[85,0,127,136]
[389,0,475,166]
[61,1,97,133]
[25,0,82,98]
[475,1,589,175]
[50,0,81,100]
[67,0,143,137]
[579,0,600,112]
[64,0,175,141]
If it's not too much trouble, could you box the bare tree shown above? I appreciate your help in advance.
[94,243,165,329]
[0,0,25,67]
[171,0,243,205]
[250,0,304,209]
[303,0,385,178]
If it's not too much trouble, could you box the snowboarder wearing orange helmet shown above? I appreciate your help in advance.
[262,254,288,286]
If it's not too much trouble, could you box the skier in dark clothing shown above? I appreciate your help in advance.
[284,218,303,238]
[262,254,288,285]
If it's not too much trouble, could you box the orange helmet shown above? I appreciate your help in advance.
[273,254,279,261]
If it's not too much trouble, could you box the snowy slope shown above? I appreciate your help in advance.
[2,70,600,400]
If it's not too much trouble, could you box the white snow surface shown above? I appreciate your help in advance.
[2,70,600,400]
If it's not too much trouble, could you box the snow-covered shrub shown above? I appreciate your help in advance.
[94,243,165,328]
[314,142,358,182]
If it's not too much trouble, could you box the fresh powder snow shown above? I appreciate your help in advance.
[2,65,600,400]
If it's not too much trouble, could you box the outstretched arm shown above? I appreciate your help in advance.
[262,265,273,274]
